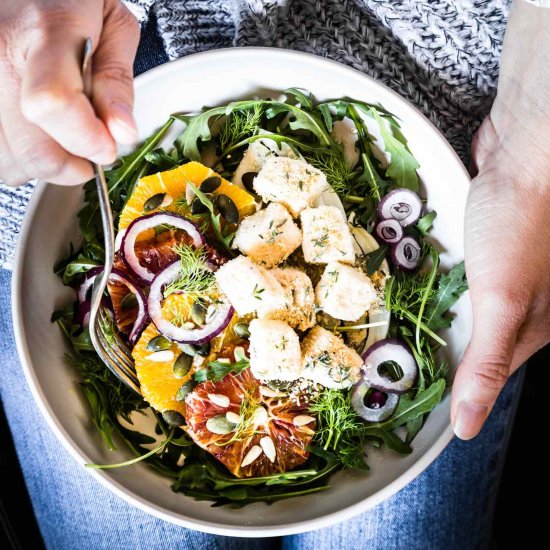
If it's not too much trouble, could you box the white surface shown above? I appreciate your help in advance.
[12,48,472,537]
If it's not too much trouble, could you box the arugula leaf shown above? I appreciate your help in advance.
[174,100,266,161]
[365,428,412,454]
[417,210,437,236]
[373,379,446,431]
[371,109,420,191]
[265,103,333,146]
[194,358,250,383]
[424,262,468,331]
[145,147,180,170]
[284,87,314,110]
[364,244,388,275]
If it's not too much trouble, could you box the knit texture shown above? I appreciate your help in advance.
[0,0,511,269]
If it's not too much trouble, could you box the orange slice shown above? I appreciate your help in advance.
[119,162,257,231]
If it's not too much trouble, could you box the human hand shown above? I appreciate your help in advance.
[0,0,140,186]
[451,0,550,439]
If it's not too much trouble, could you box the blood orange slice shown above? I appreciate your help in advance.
[184,369,316,478]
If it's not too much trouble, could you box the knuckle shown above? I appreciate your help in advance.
[94,64,133,88]
[471,358,509,391]
[21,86,76,121]
[24,142,67,179]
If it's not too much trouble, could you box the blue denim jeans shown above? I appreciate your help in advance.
[0,16,523,550]
[0,267,522,550]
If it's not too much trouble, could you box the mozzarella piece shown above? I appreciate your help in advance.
[301,326,362,389]
[249,319,303,381]
[214,256,288,316]
[265,267,316,331]
[232,135,298,188]
[300,205,355,264]
[316,262,377,321]
[232,203,302,267]
[253,157,328,217]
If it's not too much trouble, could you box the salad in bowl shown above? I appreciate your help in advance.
[53,88,467,507]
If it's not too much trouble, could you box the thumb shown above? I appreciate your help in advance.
[92,2,141,144]
[451,294,522,440]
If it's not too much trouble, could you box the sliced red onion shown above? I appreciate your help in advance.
[77,266,104,303]
[109,268,149,345]
[375,218,403,244]
[75,300,91,328]
[148,260,234,344]
[378,188,422,227]
[391,236,421,271]
[122,212,206,283]
[361,338,418,394]
[351,379,399,422]
[114,229,126,252]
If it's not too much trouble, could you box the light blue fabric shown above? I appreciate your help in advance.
[0,267,521,549]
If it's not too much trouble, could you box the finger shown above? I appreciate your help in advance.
[1,68,93,186]
[20,22,115,165]
[0,118,27,187]
[92,3,140,144]
[451,294,523,440]
[471,116,497,173]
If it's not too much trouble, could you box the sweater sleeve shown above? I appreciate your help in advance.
[122,0,156,23]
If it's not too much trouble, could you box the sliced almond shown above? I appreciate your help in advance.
[145,350,175,362]
[225,411,241,424]
[160,194,173,207]
[234,346,246,362]
[259,385,283,398]
[208,393,230,408]
[216,357,231,364]
[259,436,276,463]
[241,445,263,468]
[252,406,268,426]
[176,453,185,467]
[293,414,316,427]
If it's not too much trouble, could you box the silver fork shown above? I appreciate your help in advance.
[82,37,141,395]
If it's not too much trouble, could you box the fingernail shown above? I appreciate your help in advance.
[90,149,116,165]
[108,102,138,144]
[453,401,488,441]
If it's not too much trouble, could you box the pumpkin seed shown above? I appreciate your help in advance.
[162,409,186,426]
[206,414,237,435]
[143,193,165,212]
[179,343,196,356]
[241,171,258,194]
[195,342,211,357]
[234,322,250,338]
[120,292,138,310]
[199,175,222,193]
[173,352,193,378]
[215,194,239,225]
[190,301,207,326]
[192,196,210,215]
[176,380,195,401]
[146,335,171,352]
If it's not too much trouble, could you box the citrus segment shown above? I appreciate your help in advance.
[119,162,257,230]
[132,321,192,415]
[184,369,316,477]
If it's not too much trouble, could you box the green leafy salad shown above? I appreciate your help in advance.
[53,88,468,506]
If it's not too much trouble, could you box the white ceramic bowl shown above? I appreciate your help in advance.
[12,48,472,537]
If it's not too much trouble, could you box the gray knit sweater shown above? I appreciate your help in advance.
[0,0,511,269]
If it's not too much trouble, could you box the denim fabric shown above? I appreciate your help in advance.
[0,267,522,550]
[0,15,523,550]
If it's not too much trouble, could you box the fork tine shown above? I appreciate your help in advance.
[93,332,141,394]
[98,308,136,370]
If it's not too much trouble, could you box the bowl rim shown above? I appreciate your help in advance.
[11,46,467,537]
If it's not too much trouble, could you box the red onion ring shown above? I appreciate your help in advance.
[122,212,206,283]
[361,338,418,394]
[148,260,234,344]
[351,379,399,422]
[378,188,422,227]
[77,266,104,303]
